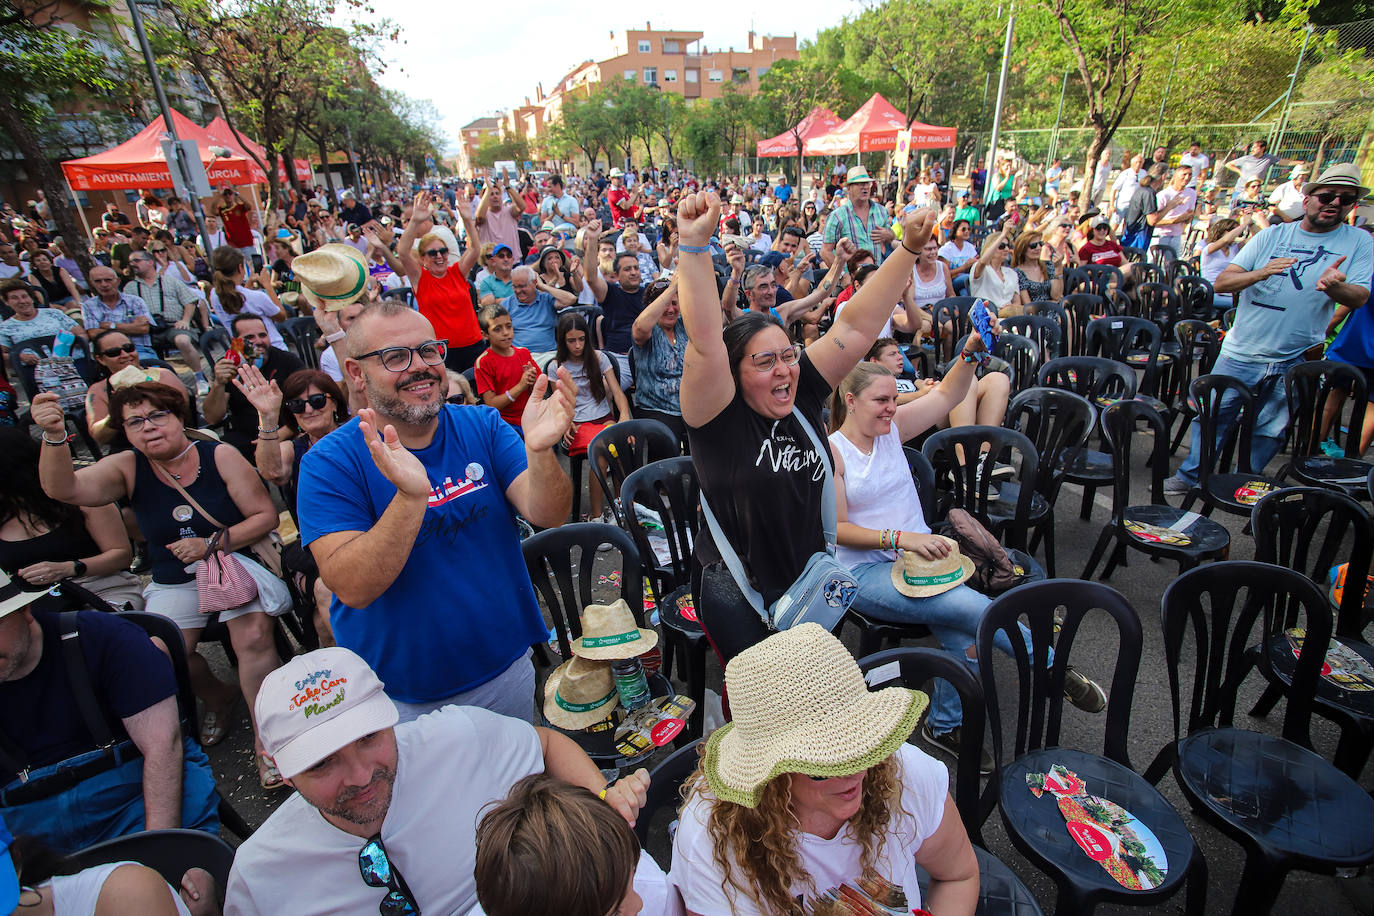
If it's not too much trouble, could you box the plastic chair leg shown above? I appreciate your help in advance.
[1082,526,1115,580]
[1079,485,1096,520]
[1052,878,1096,916]
[1333,725,1374,780]
[1102,541,1128,580]
[1041,521,1057,578]
[1248,682,1283,718]
[1184,844,1209,916]
[217,794,254,839]
[1229,851,1287,916]
[686,639,707,739]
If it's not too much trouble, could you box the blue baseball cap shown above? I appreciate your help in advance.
[757,251,787,269]
[0,816,19,914]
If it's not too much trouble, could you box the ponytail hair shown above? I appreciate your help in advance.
[210,245,245,315]
[828,362,893,433]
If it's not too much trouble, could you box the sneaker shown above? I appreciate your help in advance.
[1163,476,1192,496]
[920,721,995,775]
[1063,666,1107,713]
[594,508,615,551]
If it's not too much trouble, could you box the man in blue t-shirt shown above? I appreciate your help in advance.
[1167,163,1373,494]
[0,598,218,852]
[297,303,576,723]
[501,265,577,365]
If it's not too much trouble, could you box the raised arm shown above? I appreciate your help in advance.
[474,180,495,224]
[580,220,609,302]
[676,191,735,428]
[720,244,745,320]
[537,279,577,308]
[456,196,480,275]
[632,275,675,347]
[33,393,131,507]
[775,246,850,325]
[396,191,431,287]
[807,209,937,389]
[233,363,295,486]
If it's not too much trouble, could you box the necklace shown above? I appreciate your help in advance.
[154,440,197,480]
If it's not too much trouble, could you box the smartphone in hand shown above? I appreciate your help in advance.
[969,299,998,352]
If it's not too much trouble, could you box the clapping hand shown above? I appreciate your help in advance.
[358,407,432,499]
[1316,255,1347,293]
[1259,257,1299,279]
[520,367,576,453]
[232,363,283,420]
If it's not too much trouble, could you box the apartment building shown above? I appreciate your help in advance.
[455,116,502,178]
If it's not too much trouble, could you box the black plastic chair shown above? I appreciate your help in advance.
[280,315,321,369]
[1129,282,1179,331]
[1250,487,1374,777]
[1164,320,1221,454]
[64,828,236,892]
[1131,262,1166,288]
[1083,316,1171,413]
[1027,300,1074,358]
[922,426,1044,556]
[1037,356,1138,520]
[1148,245,1178,270]
[1149,562,1374,916]
[1173,275,1215,322]
[1121,245,1148,264]
[932,296,978,365]
[117,612,255,839]
[378,286,415,306]
[1279,360,1372,500]
[1058,294,1106,351]
[998,314,1062,365]
[993,333,1039,394]
[620,457,707,738]
[1062,266,1091,297]
[977,579,1205,916]
[1083,399,1230,580]
[841,449,939,656]
[1369,465,1374,503]
[633,737,703,853]
[586,418,678,526]
[522,524,665,767]
[858,648,1046,916]
[1080,264,1125,300]
[1004,387,1094,577]
[1179,374,1286,519]
[7,334,103,460]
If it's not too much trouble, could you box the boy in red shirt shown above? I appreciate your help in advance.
[474,305,539,428]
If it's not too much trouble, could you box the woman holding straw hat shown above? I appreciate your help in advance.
[671,623,979,916]
[827,362,1105,771]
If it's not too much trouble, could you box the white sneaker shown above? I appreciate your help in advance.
[1163,476,1191,495]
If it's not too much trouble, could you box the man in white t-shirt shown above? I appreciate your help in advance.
[224,647,649,916]
[1178,141,1209,188]
[1268,164,1310,222]
[1151,167,1197,253]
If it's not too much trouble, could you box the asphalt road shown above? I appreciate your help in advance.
[205,437,1372,915]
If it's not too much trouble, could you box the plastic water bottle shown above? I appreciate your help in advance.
[52,330,75,358]
[610,658,652,712]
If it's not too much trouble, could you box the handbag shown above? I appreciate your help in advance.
[699,406,857,633]
[945,508,1027,595]
[196,529,259,615]
[154,454,285,578]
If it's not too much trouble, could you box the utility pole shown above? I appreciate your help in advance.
[986,0,1016,179]
[126,0,214,256]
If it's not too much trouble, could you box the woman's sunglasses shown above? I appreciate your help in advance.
[99,342,137,358]
[287,393,330,414]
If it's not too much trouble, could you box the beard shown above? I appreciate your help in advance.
[363,367,447,426]
[318,765,396,826]
[0,620,34,683]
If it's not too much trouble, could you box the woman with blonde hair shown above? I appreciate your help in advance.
[670,623,979,916]
[1010,230,1062,307]
[397,190,486,370]
[968,227,1019,317]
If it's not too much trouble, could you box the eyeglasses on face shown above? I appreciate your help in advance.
[358,835,419,916]
[997,243,1010,250]
[1027,241,1044,249]
[100,342,138,358]
[287,393,330,414]
[748,345,802,372]
[123,409,174,432]
[356,340,448,373]
[1312,190,1359,207]
[422,247,448,259]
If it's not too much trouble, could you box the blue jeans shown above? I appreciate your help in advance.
[1172,351,1303,487]
[1,737,219,854]
[952,273,970,296]
[850,562,1044,734]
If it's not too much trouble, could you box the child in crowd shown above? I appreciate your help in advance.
[552,311,630,522]
[471,773,676,916]
[474,305,539,429]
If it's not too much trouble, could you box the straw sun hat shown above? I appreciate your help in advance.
[569,599,658,661]
[890,536,974,598]
[704,623,928,808]
[543,655,620,729]
[292,243,370,312]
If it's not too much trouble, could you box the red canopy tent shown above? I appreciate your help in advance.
[756,108,843,158]
[61,110,258,191]
[804,93,956,156]
[203,117,313,185]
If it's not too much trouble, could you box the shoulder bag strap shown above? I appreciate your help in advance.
[697,405,838,622]
[57,612,116,748]
[152,446,229,532]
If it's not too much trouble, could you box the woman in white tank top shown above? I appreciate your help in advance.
[911,237,954,309]
[827,355,1103,762]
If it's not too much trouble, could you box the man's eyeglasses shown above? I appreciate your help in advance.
[287,393,330,414]
[359,835,419,916]
[100,342,138,358]
[748,345,802,372]
[1312,190,1359,207]
[123,409,174,432]
[422,247,448,259]
[356,340,448,373]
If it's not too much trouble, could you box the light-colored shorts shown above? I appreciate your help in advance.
[143,554,290,630]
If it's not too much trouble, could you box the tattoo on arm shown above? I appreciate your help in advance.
[834,339,845,350]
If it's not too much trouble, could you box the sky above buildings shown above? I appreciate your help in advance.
[367,1,856,151]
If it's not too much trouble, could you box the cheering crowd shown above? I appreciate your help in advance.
[0,138,1369,915]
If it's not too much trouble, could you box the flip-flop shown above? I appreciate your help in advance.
[199,698,238,747]
[258,752,286,791]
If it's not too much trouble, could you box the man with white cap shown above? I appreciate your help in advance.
[224,647,649,916]
[1167,162,1373,495]
[822,166,894,267]
[606,168,642,229]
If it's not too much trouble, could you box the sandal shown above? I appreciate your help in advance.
[199,698,238,747]
[258,752,286,791]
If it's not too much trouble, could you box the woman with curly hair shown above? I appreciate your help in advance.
[671,623,978,916]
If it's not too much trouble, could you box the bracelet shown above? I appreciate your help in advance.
[960,350,979,364]
[505,389,517,403]
[678,243,709,254]
[258,424,281,434]
[902,241,922,256]
[894,530,902,549]
[259,433,279,441]
[41,432,70,446]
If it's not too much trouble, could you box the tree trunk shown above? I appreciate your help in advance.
[317,136,335,199]
[0,92,96,282]
[1078,128,1110,211]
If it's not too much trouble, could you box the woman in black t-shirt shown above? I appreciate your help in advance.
[677,190,941,662]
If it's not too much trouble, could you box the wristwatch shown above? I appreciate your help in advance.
[72,559,87,577]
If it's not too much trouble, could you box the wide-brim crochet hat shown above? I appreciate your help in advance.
[704,623,927,808]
